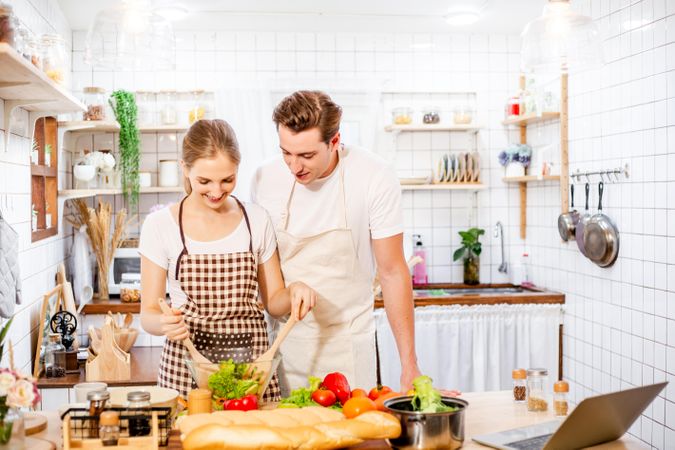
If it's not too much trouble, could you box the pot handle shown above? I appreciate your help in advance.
[584,183,590,211]
[570,184,575,209]
[597,181,604,212]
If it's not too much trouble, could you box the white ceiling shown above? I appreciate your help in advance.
[56,0,546,34]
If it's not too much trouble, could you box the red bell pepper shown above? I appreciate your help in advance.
[224,394,258,411]
[322,372,351,405]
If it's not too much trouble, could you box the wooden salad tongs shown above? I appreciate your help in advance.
[157,298,218,388]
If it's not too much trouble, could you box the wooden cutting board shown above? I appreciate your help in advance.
[165,430,390,449]
[25,411,48,435]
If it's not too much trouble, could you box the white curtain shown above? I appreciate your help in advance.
[375,304,562,392]
[215,88,277,202]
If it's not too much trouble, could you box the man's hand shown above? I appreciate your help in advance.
[288,281,317,320]
[400,362,422,392]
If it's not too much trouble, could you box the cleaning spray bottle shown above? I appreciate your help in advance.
[412,234,428,286]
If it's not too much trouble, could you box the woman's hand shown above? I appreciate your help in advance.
[288,281,317,320]
[160,308,189,342]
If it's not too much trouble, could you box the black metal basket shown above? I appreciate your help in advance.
[60,406,173,446]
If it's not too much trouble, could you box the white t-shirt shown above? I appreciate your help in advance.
[138,202,277,309]
[251,145,403,277]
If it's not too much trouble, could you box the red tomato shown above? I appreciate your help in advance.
[368,385,393,401]
[350,388,368,398]
[312,388,337,407]
[225,394,258,411]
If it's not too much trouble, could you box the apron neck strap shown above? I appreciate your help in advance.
[281,145,347,231]
[231,196,254,254]
[178,196,189,252]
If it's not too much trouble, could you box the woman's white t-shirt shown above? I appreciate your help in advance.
[139,202,277,309]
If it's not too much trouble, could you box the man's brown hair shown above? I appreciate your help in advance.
[272,90,342,143]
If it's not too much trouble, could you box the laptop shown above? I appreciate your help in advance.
[473,382,667,450]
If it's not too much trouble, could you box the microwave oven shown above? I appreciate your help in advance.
[108,247,141,295]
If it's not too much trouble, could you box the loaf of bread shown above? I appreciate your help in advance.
[179,407,401,450]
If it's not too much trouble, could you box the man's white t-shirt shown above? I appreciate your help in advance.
[250,145,403,278]
[138,202,277,309]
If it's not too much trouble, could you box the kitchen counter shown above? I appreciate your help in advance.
[32,390,647,449]
[374,283,564,308]
[37,346,162,388]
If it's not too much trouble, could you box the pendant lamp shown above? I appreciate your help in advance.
[520,0,601,73]
[85,0,175,71]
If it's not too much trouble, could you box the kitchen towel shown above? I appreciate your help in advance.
[0,210,21,318]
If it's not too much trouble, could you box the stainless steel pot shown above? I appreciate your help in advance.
[557,184,579,241]
[584,181,620,267]
[384,396,469,450]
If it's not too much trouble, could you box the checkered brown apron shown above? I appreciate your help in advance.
[157,196,281,402]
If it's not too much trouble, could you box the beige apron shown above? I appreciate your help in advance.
[276,149,376,392]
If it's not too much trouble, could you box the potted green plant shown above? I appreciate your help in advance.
[109,90,140,211]
[453,227,485,285]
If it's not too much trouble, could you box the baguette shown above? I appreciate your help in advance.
[180,408,401,450]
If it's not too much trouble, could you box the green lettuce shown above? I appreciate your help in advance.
[411,375,457,413]
[207,359,259,399]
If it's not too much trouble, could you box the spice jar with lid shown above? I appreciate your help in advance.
[505,96,521,119]
[83,87,107,121]
[553,380,569,416]
[127,391,152,437]
[41,33,66,85]
[99,411,120,446]
[0,3,16,46]
[119,273,141,303]
[422,107,440,124]
[512,368,526,403]
[87,389,110,438]
[136,91,155,126]
[188,90,206,124]
[391,107,413,125]
[45,333,66,378]
[159,90,178,125]
[526,368,549,412]
[188,388,212,415]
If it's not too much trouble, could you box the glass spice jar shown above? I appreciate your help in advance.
[505,96,521,119]
[0,3,16,46]
[553,380,569,416]
[158,90,178,125]
[188,89,206,124]
[99,411,120,446]
[44,333,66,378]
[135,91,155,126]
[512,368,526,402]
[421,107,440,124]
[41,33,66,85]
[127,391,152,437]
[87,389,110,438]
[526,368,549,412]
[82,87,107,121]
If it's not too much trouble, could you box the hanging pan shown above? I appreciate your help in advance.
[583,182,620,267]
[575,183,591,255]
[558,184,579,241]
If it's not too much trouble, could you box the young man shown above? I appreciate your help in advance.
[251,90,420,393]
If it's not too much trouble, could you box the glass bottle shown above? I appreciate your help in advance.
[99,411,120,446]
[44,333,66,378]
[82,87,107,121]
[0,3,16,46]
[135,91,155,126]
[25,32,41,68]
[127,391,151,437]
[412,234,427,285]
[188,89,206,124]
[158,90,177,125]
[526,368,549,412]
[512,368,526,402]
[40,33,66,85]
[521,253,531,286]
[553,380,569,416]
[87,390,110,438]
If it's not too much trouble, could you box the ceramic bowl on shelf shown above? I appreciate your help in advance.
[73,164,96,182]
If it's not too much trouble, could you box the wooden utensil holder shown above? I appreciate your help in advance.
[62,411,160,450]
[86,318,130,382]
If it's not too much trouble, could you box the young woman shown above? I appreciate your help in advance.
[139,119,317,401]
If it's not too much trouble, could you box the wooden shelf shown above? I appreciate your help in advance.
[58,120,189,133]
[59,186,184,201]
[385,124,481,133]
[401,183,486,191]
[503,175,561,183]
[81,297,140,314]
[501,112,560,126]
[31,226,57,241]
[0,43,84,114]
[30,165,57,177]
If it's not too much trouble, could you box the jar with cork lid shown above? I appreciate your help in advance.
[512,368,526,402]
[99,410,120,446]
[526,368,548,412]
[553,380,569,416]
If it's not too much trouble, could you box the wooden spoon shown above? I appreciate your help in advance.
[156,298,211,365]
[123,312,133,329]
[247,314,298,390]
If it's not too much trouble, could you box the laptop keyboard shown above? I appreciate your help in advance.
[505,434,553,450]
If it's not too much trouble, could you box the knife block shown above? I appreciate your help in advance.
[86,318,130,382]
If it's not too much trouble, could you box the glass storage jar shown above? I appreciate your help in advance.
[453,105,475,125]
[505,96,521,119]
[512,368,526,402]
[135,91,155,126]
[87,390,110,438]
[158,90,178,125]
[119,273,141,303]
[553,380,569,416]
[421,107,440,124]
[0,3,16,46]
[526,368,549,412]
[99,411,120,446]
[25,32,41,68]
[41,33,66,85]
[82,87,107,121]
[391,107,413,125]
[127,391,151,437]
[188,89,206,124]
[45,333,66,378]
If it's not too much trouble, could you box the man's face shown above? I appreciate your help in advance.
[278,125,339,185]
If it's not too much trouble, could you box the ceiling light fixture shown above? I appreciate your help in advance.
[520,0,602,73]
[444,0,488,26]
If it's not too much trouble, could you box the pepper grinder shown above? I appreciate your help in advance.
[50,310,80,373]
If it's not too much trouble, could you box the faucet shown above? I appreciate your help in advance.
[494,222,508,274]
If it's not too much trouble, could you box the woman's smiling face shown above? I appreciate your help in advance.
[183,152,238,209]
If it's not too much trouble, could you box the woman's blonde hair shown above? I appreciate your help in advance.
[182,119,240,194]
[272,91,342,143]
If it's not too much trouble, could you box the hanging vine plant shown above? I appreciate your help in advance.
[109,90,140,210]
